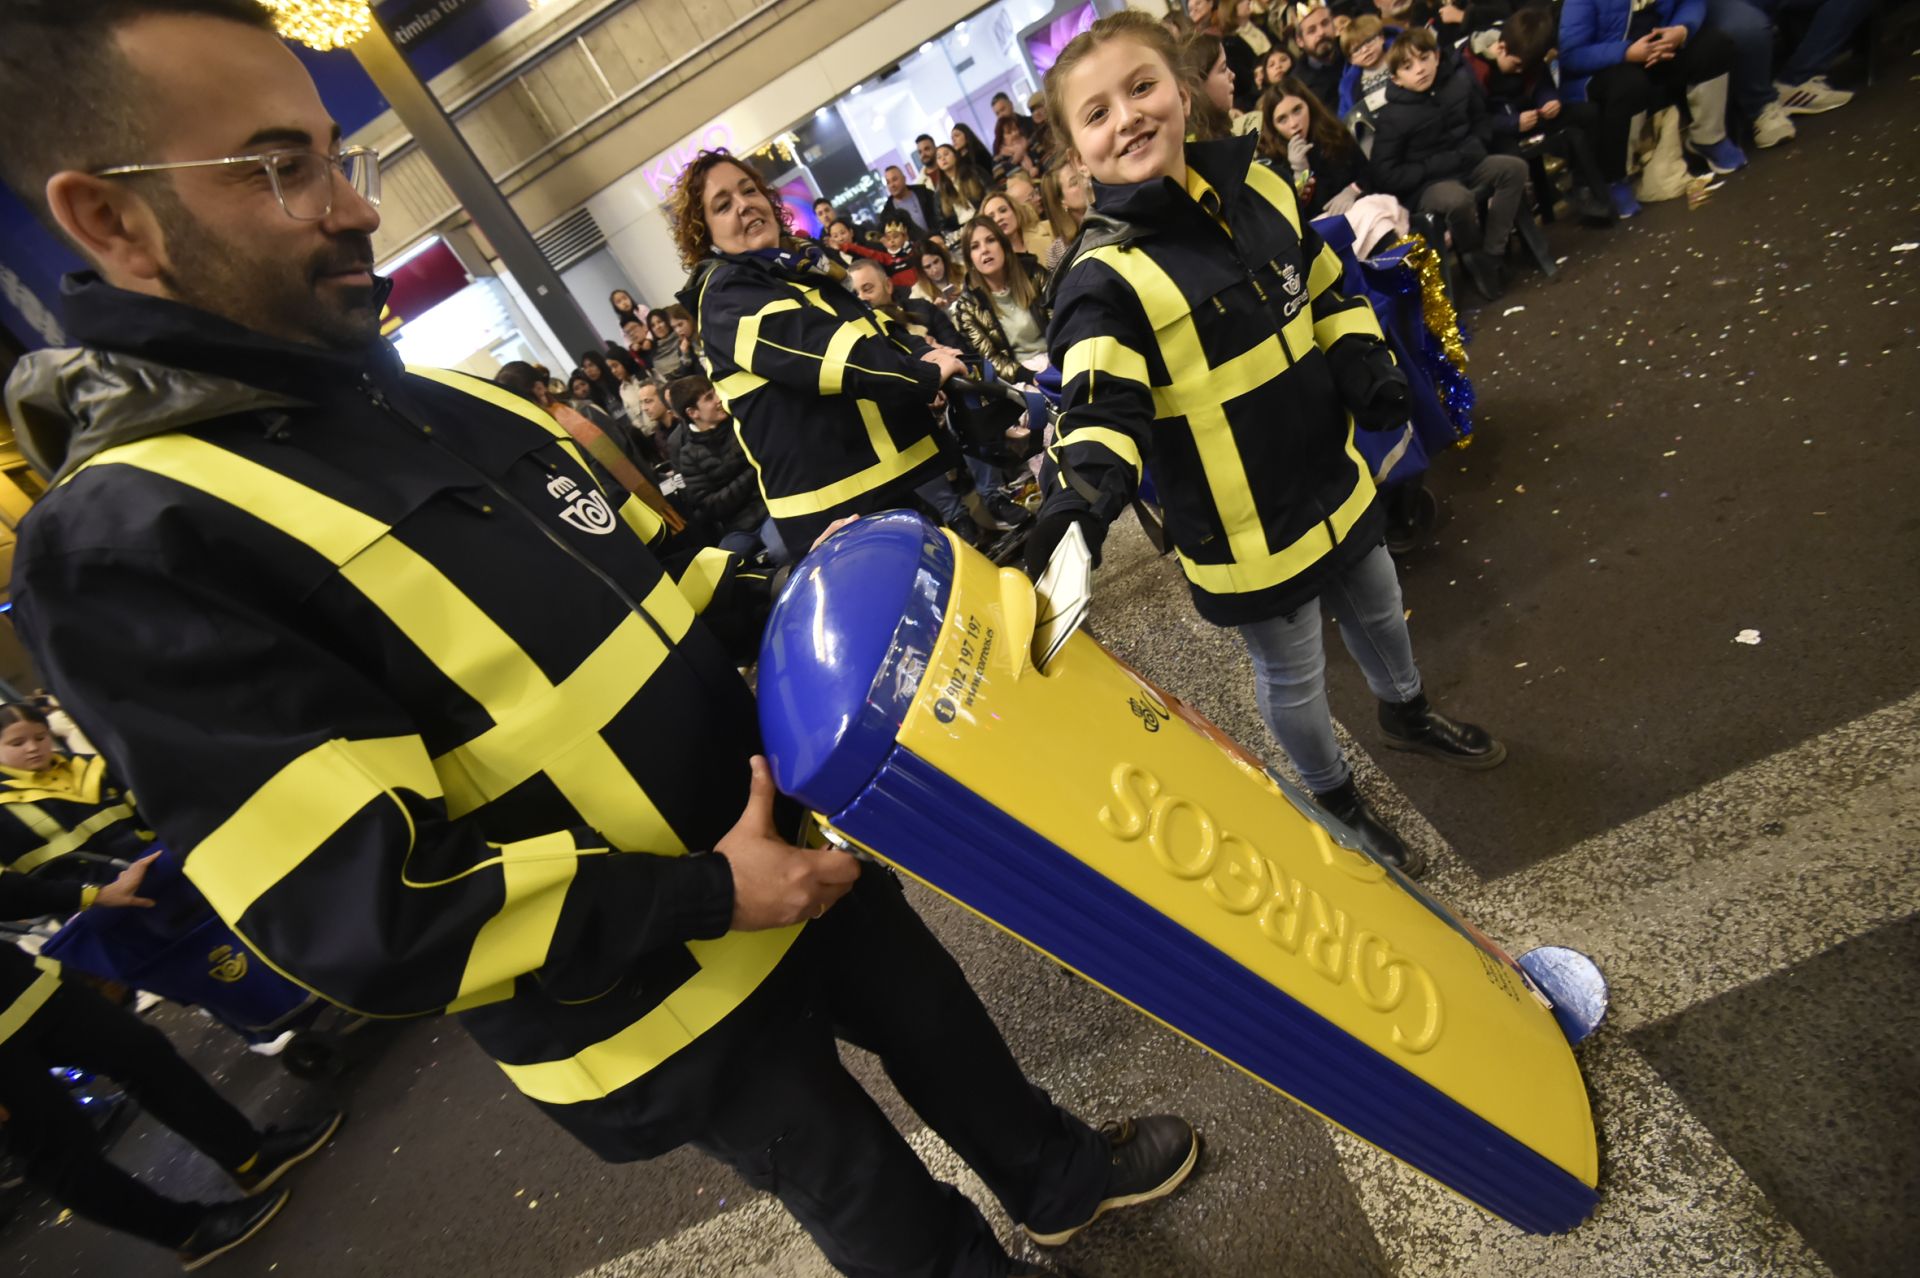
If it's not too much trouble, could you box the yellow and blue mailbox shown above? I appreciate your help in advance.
[757,513,1601,1233]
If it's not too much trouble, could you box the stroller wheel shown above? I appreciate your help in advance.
[282,1032,344,1080]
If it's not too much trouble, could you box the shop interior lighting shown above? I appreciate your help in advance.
[257,0,372,50]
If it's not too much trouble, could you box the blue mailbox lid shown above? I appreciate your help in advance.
[757,512,954,815]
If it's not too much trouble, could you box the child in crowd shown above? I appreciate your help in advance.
[1258,78,1375,219]
[1558,0,1744,215]
[1030,9,1505,874]
[1463,9,1616,222]
[1337,14,1398,121]
[1369,27,1528,300]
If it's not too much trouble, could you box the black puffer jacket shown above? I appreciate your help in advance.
[669,420,767,536]
[1368,48,1493,202]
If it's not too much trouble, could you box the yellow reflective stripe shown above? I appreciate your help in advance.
[1052,427,1145,481]
[798,285,841,316]
[77,435,387,558]
[455,830,583,1003]
[88,435,683,854]
[1090,246,1205,374]
[494,925,804,1104]
[433,608,674,818]
[1087,245,1267,564]
[1245,161,1304,236]
[1150,336,1283,420]
[9,802,138,874]
[188,736,441,922]
[4,802,62,840]
[1176,430,1377,594]
[735,297,801,372]
[761,425,941,519]
[0,968,61,1047]
[1308,240,1344,298]
[405,365,595,479]
[1314,301,1385,351]
[713,369,767,405]
[618,493,664,545]
[675,547,735,615]
[1062,335,1151,389]
[818,320,865,396]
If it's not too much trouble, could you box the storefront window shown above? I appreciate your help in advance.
[756,0,1086,233]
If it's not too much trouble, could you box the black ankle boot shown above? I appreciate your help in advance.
[1378,693,1508,769]
[1311,779,1426,877]
[1462,250,1505,301]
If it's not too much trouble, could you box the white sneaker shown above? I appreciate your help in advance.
[1753,101,1797,148]
[1775,77,1853,115]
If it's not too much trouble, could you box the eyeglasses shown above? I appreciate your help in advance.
[91,146,381,222]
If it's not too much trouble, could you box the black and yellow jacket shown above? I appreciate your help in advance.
[3,276,801,1159]
[680,249,950,555]
[0,753,150,876]
[0,868,96,1050]
[1041,134,1399,627]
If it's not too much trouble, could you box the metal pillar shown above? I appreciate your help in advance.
[351,16,604,362]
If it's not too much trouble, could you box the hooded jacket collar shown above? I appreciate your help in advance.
[3,272,399,482]
[1045,133,1259,305]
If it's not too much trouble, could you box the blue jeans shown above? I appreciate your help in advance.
[1236,543,1423,794]
[1706,0,1876,116]
[718,516,788,565]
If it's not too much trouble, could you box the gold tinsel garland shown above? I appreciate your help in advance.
[258,0,373,51]
[1396,234,1468,371]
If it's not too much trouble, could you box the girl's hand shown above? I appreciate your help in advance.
[1286,135,1313,173]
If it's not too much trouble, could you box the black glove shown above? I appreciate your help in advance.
[1024,507,1108,579]
[1329,338,1410,432]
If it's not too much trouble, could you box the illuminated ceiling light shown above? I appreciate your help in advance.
[815,107,832,120]
[919,41,934,55]
[257,0,372,50]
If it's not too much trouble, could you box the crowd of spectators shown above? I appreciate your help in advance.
[523,0,1865,558]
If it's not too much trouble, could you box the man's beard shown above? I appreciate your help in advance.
[151,193,381,350]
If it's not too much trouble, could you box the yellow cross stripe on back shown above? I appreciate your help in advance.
[81,435,685,853]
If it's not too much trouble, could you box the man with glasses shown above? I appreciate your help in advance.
[0,3,1198,1275]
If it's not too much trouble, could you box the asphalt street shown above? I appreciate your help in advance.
[4,48,1917,1278]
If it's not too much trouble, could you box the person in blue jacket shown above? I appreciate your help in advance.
[1557,0,1743,216]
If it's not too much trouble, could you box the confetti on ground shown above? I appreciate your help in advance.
[1893,242,1919,252]
[1503,305,1527,316]
[1734,630,1763,646]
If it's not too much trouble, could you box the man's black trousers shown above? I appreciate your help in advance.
[0,979,258,1248]
[691,869,1111,1277]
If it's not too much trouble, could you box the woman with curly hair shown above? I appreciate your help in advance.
[669,151,979,556]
